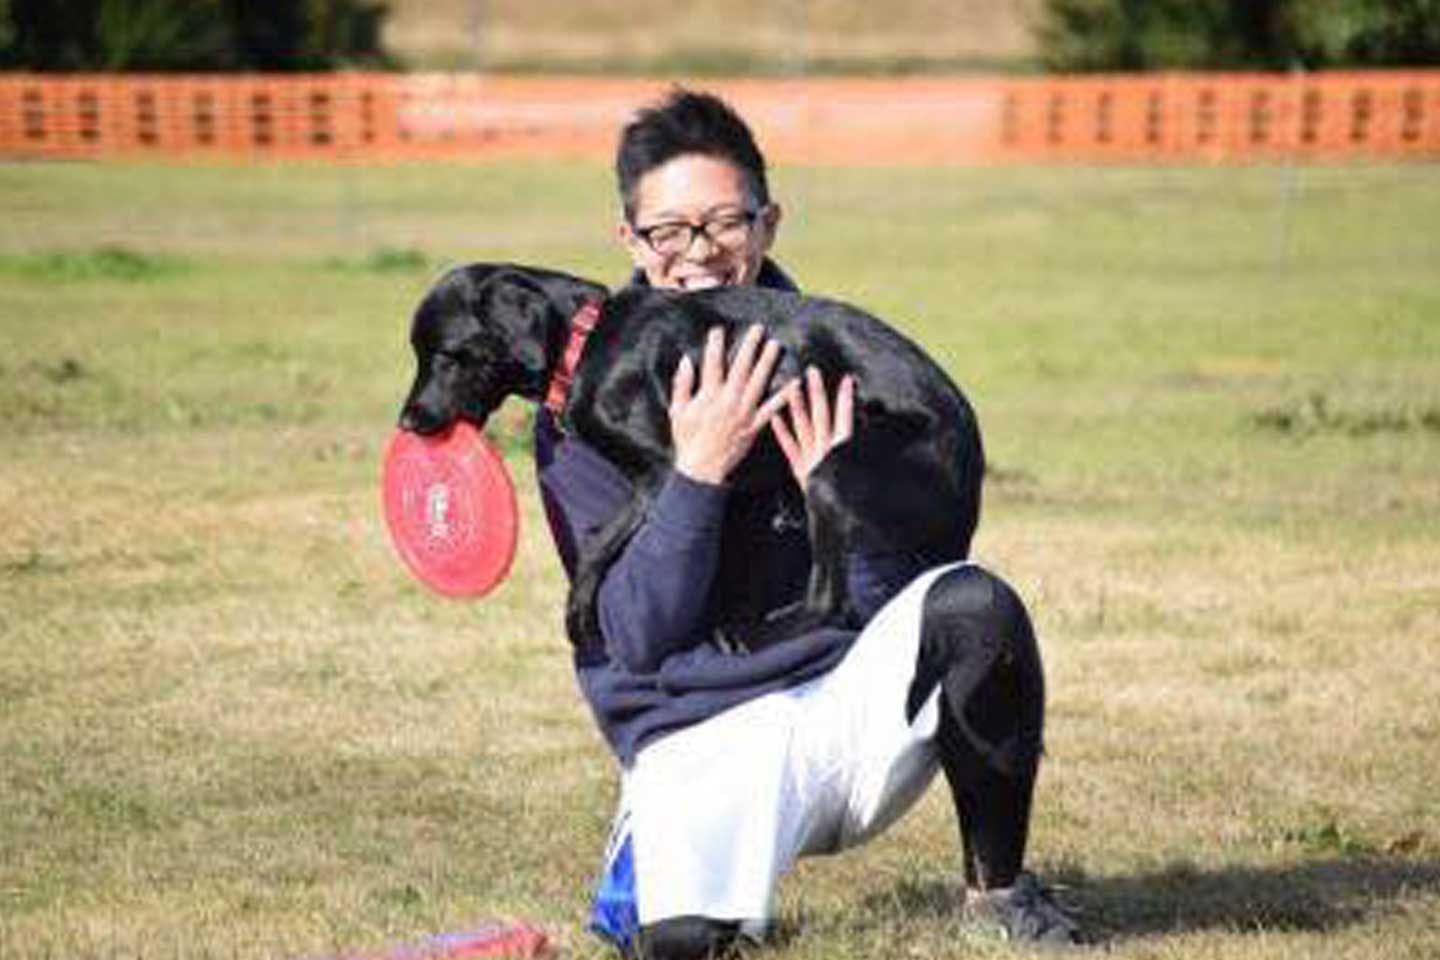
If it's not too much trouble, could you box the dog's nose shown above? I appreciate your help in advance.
[400,404,457,436]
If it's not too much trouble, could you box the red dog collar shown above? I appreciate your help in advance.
[544,299,603,417]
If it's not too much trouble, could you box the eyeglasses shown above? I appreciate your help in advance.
[631,209,762,257]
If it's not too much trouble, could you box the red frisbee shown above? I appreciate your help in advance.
[381,421,519,599]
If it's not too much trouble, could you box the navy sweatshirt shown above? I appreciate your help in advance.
[534,262,932,765]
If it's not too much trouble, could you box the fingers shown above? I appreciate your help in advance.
[726,324,772,405]
[756,377,800,430]
[766,367,856,489]
[669,353,695,412]
[784,375,815,452]
[695,323,783,419]
[670,325,783,485]
[700,325,725,390]
[729,323,764,379]
[741,338,783,412]
[805,366,831,450]
[770,403,801,469]
[834,373,855,445]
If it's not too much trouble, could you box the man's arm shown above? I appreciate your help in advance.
[537,421,723,670]
[594,472,728,672]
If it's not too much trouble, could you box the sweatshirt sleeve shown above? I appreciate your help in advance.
[536,418,730,671]
[595,471,728,673]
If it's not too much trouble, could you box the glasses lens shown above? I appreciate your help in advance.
[704,214,754,249]
[644,223,691,255]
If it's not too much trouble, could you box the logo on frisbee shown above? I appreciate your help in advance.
[381,421,519,599]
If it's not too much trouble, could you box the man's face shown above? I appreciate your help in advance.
[619,153,782,290]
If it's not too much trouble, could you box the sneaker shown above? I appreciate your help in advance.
[961,872,1083,947]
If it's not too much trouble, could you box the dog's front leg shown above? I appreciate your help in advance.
[750,462,858,647]
[799,467,850,621]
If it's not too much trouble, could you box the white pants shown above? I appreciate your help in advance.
[623,563,963,926]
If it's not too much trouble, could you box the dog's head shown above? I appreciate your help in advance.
[398,264,605,435]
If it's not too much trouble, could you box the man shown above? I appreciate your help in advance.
[534,89,1080,958]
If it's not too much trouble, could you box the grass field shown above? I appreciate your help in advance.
[1,158,1438,959]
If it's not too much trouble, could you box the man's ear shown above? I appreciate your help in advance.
[759,203,783,252]
[617,220,648,268]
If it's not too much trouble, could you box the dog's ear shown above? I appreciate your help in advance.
[473,265,609,373]
[410,267,484,354]
[530,269,609,316]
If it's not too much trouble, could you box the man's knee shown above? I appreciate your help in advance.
[634,915,740,960]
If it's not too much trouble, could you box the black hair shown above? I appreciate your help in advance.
[615,88,771,222]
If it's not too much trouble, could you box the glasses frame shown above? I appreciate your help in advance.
[631,207,764,257]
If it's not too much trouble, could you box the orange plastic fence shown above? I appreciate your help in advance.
[1,70,1437,165]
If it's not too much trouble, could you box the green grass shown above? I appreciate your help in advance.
[1,159,1438,959]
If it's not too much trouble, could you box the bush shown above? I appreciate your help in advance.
[1037,0,1440,71]
[0,0,391,71]
[1323,0,1440,66]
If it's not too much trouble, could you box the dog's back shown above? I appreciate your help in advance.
[397,262,984,646]
[566,284,984,564]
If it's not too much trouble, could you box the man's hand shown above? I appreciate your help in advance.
[670,324,792,485]
[770,366,854,489]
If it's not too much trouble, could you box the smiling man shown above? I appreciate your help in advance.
[615,93,788,293]
[531,89,1080,958]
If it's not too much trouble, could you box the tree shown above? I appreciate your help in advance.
[1325,0,1440,66]
[1037,0,1440,70]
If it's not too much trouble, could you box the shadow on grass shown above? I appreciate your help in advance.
[1078,858,1440,940]
[864,856,1440,943]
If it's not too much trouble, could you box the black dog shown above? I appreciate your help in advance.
[399,263,984,650]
